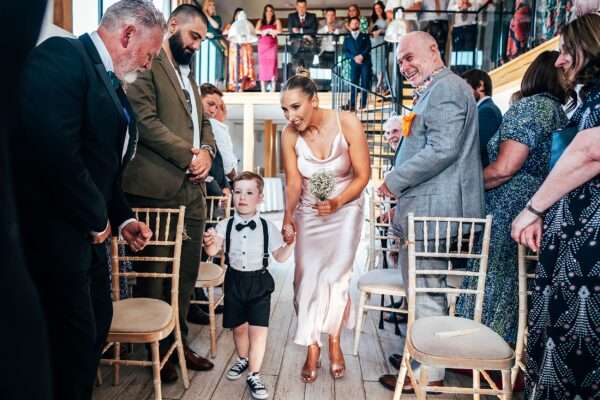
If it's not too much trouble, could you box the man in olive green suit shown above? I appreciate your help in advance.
[122,5,216,382]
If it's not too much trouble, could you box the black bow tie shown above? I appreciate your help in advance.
[236,220,257,231]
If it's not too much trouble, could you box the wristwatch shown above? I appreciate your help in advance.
[526,200,544,218]
[199,144,215,159]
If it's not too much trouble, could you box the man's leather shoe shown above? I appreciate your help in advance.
[187,306,210,325]
[160,362,179,384]
[379,374,443,394]
[184,346,214,371]
[388,353,402,370]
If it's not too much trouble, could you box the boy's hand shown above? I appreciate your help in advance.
[203,228,217,247]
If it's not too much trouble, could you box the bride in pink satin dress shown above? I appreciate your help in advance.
[280,73,370,383]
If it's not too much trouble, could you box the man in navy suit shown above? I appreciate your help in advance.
[462,69,503,167]
[287,0,318,71]
[13,1,164,398]
[343,16,372,110]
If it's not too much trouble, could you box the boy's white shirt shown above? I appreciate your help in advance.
[214,211,284,272]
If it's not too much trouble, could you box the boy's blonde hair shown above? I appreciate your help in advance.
[232,171,264,194]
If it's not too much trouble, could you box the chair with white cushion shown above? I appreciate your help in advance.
[190,195,231,358]
[101,206,188,400]
[393,213,518,400]
[353,192,405,355]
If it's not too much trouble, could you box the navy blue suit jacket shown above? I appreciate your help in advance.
[343,33,371,65]
[478,97,503,167]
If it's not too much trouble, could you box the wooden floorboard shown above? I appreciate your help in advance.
[92,211,524,400]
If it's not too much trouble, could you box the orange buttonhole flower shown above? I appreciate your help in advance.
[402,112,416,137]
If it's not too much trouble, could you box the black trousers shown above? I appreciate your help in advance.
[25,220,112,400]
[350,61,372,109]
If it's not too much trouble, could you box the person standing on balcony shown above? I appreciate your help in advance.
[377,31,484,393]
[345,4,369,33]
[414,0,450,62]
[318,8,342,69]
[370,1,388,94]
[462,68,502,167]
[201,0,225,86]
[256,4,282,92]
[449,0,479,66]
[343,16,372,111]
[123,4,217,383]
[506,0,532,60]
[288,0,318,71]
[224,8,257,91]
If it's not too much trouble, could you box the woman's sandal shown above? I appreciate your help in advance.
[301,344,321,383]
[328,335,345,379]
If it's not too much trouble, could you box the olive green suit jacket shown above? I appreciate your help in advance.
[122,49,216,201]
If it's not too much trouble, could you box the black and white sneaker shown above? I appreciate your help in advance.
[226,357,249,380]
[246,373,269,399]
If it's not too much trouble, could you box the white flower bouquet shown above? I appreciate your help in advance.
[309,170,336,201]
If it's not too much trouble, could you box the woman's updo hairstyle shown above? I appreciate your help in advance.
[282,67,318,98]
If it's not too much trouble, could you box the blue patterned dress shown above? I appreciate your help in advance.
[526,81,600,399]
[456,93,567,346]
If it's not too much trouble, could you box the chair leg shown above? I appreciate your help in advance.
[174,316,190,388]
[392,351,409,400]
[502,369,513,400]
[150,341,162,400]
[353,290,368,356]
[418,365,429,400]
[208,286,217,358]
[473,369,480,400]
[96,369,103,386]
[113,342,120,386]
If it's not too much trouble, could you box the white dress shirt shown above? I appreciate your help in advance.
[215,212,284,272]
[318,24,339,52]
[209,118,237,174]
[89,31,135,235]
[418,0,449,21]
[448,0,478,26]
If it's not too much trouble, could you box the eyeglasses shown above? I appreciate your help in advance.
[182,88,193,115]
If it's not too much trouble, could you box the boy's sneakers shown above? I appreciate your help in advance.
[247,373,269,399]
[226,357,249,380]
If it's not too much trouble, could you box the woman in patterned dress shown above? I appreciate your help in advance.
[456,51,570,346]
[512,14,600,399]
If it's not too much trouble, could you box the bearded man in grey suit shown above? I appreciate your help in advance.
[377,31,485,393]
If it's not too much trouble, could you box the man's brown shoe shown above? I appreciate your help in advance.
[184,346,214,371]
[160,362,179,384]
[378,374,443,394]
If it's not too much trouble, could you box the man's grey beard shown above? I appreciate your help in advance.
[122,71,138,84]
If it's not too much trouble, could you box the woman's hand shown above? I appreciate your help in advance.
[313,198,341,216]
[282,214,296,245]
[512,208,542,251]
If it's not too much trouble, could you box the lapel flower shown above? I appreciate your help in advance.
[402,112,417,137]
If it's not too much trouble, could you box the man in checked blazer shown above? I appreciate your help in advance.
[122,4,216,382]
[377,31,485,393]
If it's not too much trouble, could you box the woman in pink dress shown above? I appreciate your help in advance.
[256,4,282,92]
[280,73,370,383]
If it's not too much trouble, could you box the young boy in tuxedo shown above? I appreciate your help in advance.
[203,172,294,399]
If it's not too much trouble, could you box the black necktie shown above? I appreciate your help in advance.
[236,220,257,231]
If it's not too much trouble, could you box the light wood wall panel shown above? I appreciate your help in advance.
[53,0,73,32]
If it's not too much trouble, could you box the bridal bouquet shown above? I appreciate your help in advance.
[309,170,336,201]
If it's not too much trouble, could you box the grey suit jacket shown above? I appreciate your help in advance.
[384,68,485,237]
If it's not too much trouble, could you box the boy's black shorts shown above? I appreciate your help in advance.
[223,268,275,329]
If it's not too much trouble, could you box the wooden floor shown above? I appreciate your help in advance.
[93,213,521,400]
